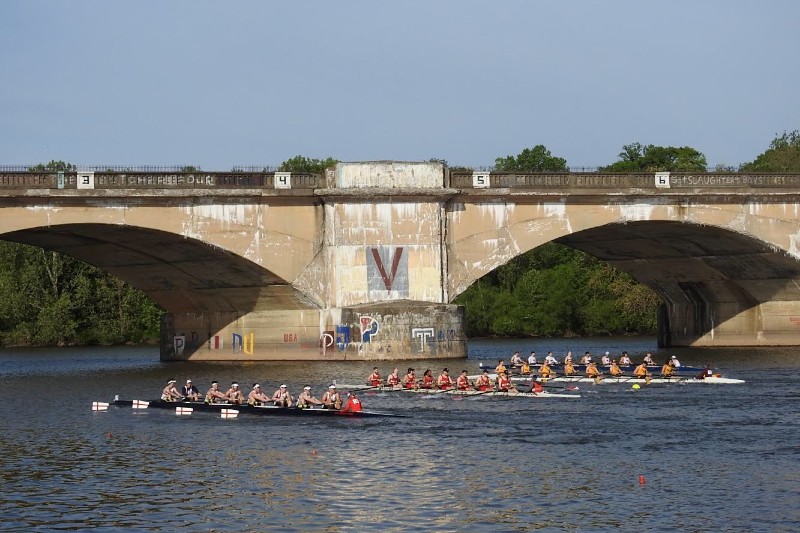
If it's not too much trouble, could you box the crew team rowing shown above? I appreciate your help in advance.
[366,366,548,394]
[160,380,363,413]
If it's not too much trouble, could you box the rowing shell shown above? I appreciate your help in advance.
[112,399,403,417]
[479,362,705,374]
[467,374,745,384]
[335,385,580,399]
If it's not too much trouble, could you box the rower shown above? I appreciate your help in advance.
[272,384,293,407]
[661,360,675,377]
[456,370,471,390]
[495,359,507,375]
[564,360,577,376]
[563,351,574,365]
[181,379,200,401]
[539,360,555,379]
[340,391,363,414]
[609,360,624,377]
[580,351,592,365]
[247,383,270,406]
[205,380,228,404]
[420,369,434,389]
[520,360,531,375]
[402,368,417,389]
[530,378,544,394]
[510,351,523,367]
[697,364,714,379]
[586,361,602,379]
[670,355,682,368]
[633,362,650,379]
[643,352,656,365]
[474,369,493,391]
[321,385,342,409]
[367,367,382,387]
[297,386,323,408]
[544,351,559,366]
[619,352,632,366]
[437,368,453,390]
[601,352,611,366]
[386,368,400,387]
[496,371,514,392]
[528,351,538,365]
[161,379,183,401]
[225,382,244,404]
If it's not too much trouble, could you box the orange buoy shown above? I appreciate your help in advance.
[638,475,646,485]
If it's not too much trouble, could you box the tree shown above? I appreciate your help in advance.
[27,160,75,172]
[602,143,707,172]
[278,155,338,174]
[740,130,800,172]
[494,145,568,172]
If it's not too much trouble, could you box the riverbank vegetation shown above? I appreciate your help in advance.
[1,133,797,345]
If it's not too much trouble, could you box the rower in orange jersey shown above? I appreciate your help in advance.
[474,369,493,391]
[420,369,434,389]
[539,361,555,379]
[456,370,471,390]
[634,362,650,379]
[609,360,624,377]
[586,362,602,379]
[495,359,507,375]
[564,360,577,376]
[520,361,531,375]
[496,371,515,392]
[367,367,382,387]
[661,359,675,377]
[386,368,400,387]
[403,368,417,389]
[437,368,453,390]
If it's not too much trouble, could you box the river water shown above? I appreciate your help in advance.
[1,337,798,532]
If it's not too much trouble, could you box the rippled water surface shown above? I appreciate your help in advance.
[1,339,799,532]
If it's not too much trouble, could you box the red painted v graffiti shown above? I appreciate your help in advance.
[370,247,404,291]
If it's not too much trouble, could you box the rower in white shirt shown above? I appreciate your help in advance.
[601,352,611,366]
[670,355,681,368]
[528,351,537,365]
[544,352,559,365]
[619,352,632,366]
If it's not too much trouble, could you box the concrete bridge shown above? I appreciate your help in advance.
[2,162,800,361]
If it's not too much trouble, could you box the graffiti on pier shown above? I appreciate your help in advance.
[411,327,435,353]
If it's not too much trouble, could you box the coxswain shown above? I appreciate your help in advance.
[496,371,514,392]
[670,355,682,368]
[601,352,611,366]
[539,360,555,379]
[545,351,559,366]
[297,386,323,408]
[321,385,342,409]
[161,379,183,401]
[586,361,602,379]
[697,364,714,379]
[633,362,650,379]
[643,352,656,365]
[580,351,592,365]
[564,360,577,376]
[474,369,493,391]
[272,384,293,407]
[403,368,417,389]
[205,381,228,404]
[340,391,363,414]
[420,369,435,389]
[386,368,401,387]
[530,378,544,394]
[520,360,531,375]
[456,370,471,390]
[181,379,200,401]
[510,351,523,367]
[225,382,244,404]
[495,359,507,375]
[661,360,675,377]
[367,367,382,387]
[247,384,270,406]
[609,360,624,377]
[437,368,453,390]
[528,351,538,365]
[619,352,632,366]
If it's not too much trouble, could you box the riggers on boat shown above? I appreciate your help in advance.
[478,362,706,374]
[111,398,404,418]
[467,374,745,385]
[334,384,581,399]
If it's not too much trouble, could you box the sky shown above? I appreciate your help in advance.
[1,0,798,170]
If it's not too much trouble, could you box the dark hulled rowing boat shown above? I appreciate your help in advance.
[112,399,404,418]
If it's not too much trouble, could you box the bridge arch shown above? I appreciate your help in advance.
[448,199,800,345]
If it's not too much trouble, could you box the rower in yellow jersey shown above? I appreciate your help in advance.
[609,360,624,377]
[563,360,577,376]
[661,359,675,377]
[539,361,555,379]
[520,361,531,375]
[495,359,507,375]
[586,361,602,379]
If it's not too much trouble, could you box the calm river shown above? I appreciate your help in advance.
[1,337,798,532]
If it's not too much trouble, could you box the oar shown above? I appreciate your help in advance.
[349,384,386,393]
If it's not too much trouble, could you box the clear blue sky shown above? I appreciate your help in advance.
[2,0,798,169]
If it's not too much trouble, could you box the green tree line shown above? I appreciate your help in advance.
[1,134,798,345]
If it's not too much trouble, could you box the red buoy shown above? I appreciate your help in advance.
[639,475,646,485]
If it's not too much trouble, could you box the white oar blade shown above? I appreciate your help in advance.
[132,400,150,409]
[175,407,193,415]
[92,401,109,411]
[221,409,239,418]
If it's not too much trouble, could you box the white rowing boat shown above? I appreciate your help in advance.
[466,373,745,384]
[335,384,580,399]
